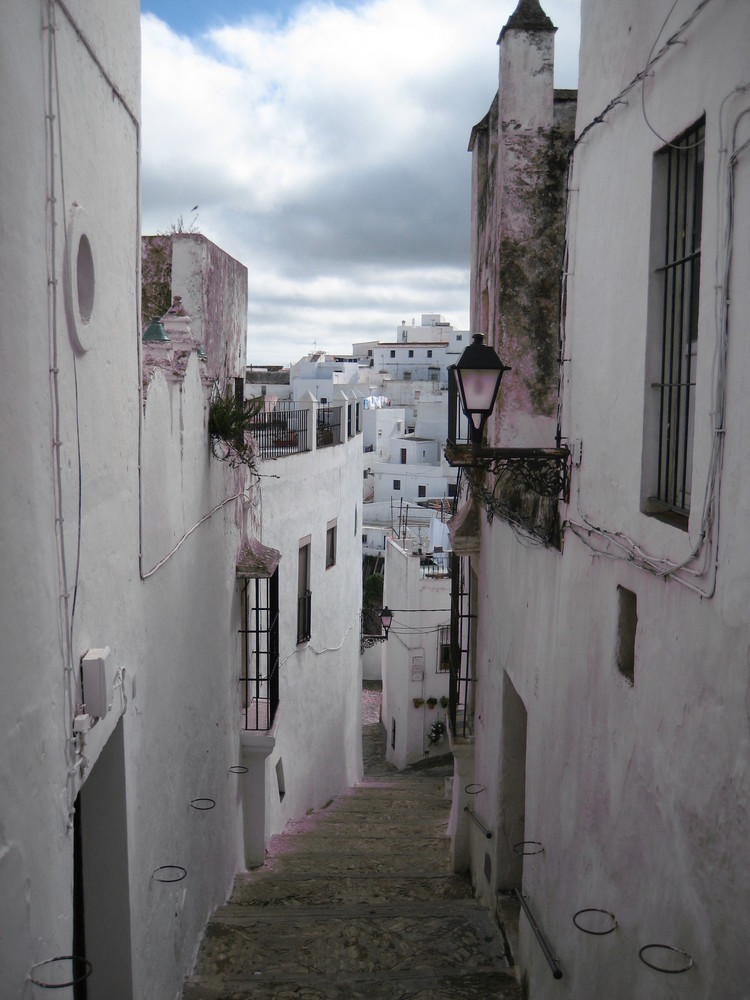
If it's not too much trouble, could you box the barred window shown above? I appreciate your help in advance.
[644,119,704,523]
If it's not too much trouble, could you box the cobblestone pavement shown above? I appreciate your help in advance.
[183,686,520,999]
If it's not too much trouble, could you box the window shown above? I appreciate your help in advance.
[239,570,279,731]
[427,349,433,358]
[297,539,311,643]
[447,482,457,498]
[644,119,704,522]
[393,479,401,490]
[326,522,337,568]
[403,371,411,381]
[390,349,396,358]
[408,349,414,358]
[367,349,373,357]
[418,485,426,498]
[438,625,450,672]
[400,448,407,464]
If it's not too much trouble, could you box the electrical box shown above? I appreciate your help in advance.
[81,646,113,719]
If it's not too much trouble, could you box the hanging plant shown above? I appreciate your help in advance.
[440,696,449,709]
[208,388,265,469]
[413,697,425,708]
[426,697,438,709]
[428,719,446,745]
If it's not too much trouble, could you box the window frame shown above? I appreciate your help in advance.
[325,522,337,569]
[642,117,705,525]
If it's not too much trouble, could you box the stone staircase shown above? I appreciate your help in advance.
[183,769,521,999]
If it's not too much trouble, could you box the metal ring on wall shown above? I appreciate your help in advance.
[190,798,216,810]
[29,956,93,989]
[638,944,694,974]
[512,840,545,855]
[572,908,618,935]
[63,203,97,354]
[152,865,187,883]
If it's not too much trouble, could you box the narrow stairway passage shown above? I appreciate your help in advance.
[183,685,521,999]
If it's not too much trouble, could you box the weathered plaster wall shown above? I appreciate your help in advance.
[256,434,364,838]
[464,2,750,997]
[143,234,248,387]
[469,16,575,449]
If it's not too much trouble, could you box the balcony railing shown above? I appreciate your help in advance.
[316,406,342,448]
[249,400,309,458]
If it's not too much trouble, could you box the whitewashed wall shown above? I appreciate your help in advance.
[256,433,364,838]
[382,539,451,769]
[0,5,251,997]
[464,2,750,998]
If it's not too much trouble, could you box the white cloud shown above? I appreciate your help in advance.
[141,0,580,364]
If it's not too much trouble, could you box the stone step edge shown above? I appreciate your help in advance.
[185,967,520,989]
[210,899,491,921]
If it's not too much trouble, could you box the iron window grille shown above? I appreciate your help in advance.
[239,572,279,731]
[437,625,450,672]
[326,525,337,568]
[297,542,311,643]
[449,554,475,738]
[297,590,312,644]
[651,118,704,517]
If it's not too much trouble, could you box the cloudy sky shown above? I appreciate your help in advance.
[140,0,581,366]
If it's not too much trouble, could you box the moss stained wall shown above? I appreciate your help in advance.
[470,69,576,445]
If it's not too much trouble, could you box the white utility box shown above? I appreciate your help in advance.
[81,646,113,719]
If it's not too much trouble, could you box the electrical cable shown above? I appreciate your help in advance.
[563,88,750,597]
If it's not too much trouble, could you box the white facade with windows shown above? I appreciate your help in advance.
[254,416,364,841]
[452,2,750,998]
[381,536,452,770]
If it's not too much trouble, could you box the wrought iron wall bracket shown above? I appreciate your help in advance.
[444,444,570,548]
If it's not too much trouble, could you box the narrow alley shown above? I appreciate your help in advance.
[183,684,521,999]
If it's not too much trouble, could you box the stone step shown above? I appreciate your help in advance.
[229,872,473,907]
[183,695,519,1000]
[187,905,511,980]
[184,969,522,999]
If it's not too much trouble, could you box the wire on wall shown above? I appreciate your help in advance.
[560,27,750,597]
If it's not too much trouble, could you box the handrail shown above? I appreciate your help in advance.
[463,806,492,839]
[514,890,563,979]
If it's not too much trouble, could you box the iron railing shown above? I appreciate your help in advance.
[239,573,279,731]
[316,406,342,448]
[249,400,309,458]
[449,554,475,738]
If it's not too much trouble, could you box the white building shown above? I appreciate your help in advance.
[244,396,365,850]
[381,535,452,770]
[447,1,750,997]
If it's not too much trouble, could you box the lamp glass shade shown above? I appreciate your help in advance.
[379,607,393,631]
[454,333,509,441]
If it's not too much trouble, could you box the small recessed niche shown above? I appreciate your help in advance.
[76,235,95,323]
[64,204,97,353]
[616,586,637,685]
[275,759,285,801]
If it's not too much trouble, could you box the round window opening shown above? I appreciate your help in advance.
[76,234,95,324]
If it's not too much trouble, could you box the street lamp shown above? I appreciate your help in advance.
[379,606,393,640]
[454,334,511,445]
